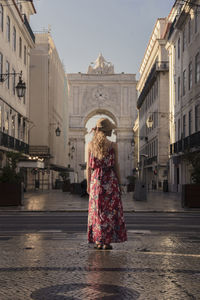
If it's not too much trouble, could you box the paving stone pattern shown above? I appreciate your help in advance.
[0,230,200,299]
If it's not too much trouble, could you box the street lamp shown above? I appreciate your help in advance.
[55,126,61,137]
[49,123,61,137]
[146,112,174,129]
[0,70,26,98]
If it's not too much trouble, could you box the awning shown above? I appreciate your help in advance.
[18,160,44,169]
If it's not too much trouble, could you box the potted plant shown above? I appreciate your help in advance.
[59,171,70,192]
[0,152,24,206]
[182,151,200,208]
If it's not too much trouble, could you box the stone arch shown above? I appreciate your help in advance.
[84,109,118,129]
[67,55,137,183]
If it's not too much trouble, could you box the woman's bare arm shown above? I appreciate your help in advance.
[86,143,92,194]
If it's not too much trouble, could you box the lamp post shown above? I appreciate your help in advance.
[0,71,26,98]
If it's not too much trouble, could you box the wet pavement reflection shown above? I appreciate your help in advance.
[0,230,199,299]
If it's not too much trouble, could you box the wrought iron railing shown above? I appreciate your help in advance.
[0,131,29,154]
[170,131,200,155]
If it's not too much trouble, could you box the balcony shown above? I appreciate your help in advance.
[0,132,29,154]
[23,14,35,43]
[137,61,169,109]
[144,156,157,166]
[170,131,200,155]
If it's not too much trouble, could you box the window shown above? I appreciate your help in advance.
[5,61,10,89]
[18,116,21,139]
[189,110,192,135]
[195,52,200,83]
[24,45,26,65]
[178,76,181,100]
[195,105,200,132]
[178,118,181,140]
[183,70,186,96]
[178,37,180,59]
[12,26,16,51]
[183,115,186,138]
[188,62,192,90]
[183,28,186,52]
[0,52,3,81]
[4,111,9,133]
[12,68,15,95]
[188,18,191,44]
[195,10,198,33]
[0,4,3,32]
[6,16,10,42]
[11,115,15,137]
[19,37,22,58]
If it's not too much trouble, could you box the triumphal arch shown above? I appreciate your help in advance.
[67,54,137,183]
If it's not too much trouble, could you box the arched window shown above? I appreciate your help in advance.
[13,26,16,51]
[0,4,3,32]
[6,16,10,42]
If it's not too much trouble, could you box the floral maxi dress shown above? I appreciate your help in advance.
[88,147,127,245]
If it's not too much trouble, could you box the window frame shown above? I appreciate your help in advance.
[182,69,186,96]
[19,36,22,58]
[5,60,10,89]
[178,37,180,59]
[183,114,186,138]
[188,61,192,90]
[0,4,3,32]
[189,110,192,136]
[195,52,200,84]
[12,26,16,51]
[6,15,10,42]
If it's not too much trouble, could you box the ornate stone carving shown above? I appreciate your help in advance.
[92,86,108,102]
[87,53,114,74]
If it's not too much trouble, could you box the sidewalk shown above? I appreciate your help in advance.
[0,189,196,212]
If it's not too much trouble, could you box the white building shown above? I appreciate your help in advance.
[0,0,36,186]
[29,32,69,190]
[166,0,200,192]
[137,18,170,190]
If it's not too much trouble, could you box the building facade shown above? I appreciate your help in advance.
[136,19,170,190]
[166,0,200,192]
[67,54,137,183]
[0,0,36,186]
[29,32,69,190]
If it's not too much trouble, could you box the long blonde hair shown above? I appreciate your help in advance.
[90,129,110,160]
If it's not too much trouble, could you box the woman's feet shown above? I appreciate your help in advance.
[103,244,112,250]
[94,243,112,250]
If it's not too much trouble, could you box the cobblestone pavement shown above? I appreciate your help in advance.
[0,229,200,299]
[0,190,192,213]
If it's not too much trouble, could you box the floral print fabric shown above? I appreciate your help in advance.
[88,147,127,244]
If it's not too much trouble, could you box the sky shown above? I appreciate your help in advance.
[30,0,175,79]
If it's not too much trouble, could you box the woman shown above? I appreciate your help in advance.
[87,118,127,250]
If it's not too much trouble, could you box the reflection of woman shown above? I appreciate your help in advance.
[87,118,127,250]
